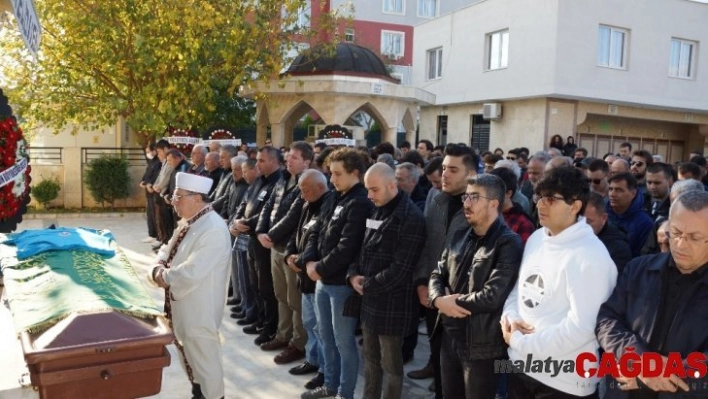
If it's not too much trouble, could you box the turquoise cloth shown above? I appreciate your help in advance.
[2,227,116,260]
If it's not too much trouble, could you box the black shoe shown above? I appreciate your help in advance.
[304,372,325,390]
[230,305,242,313]
[226,298,240,306]
[254,332,274,346]
[230,312,246,319]
[402,353,414,365]
[191,383,205,399]
[242,324,263,335]
[237,317,258,326]
[289,361,319,376]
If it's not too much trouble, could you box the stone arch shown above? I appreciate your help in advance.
[276,100,318,146]
[256,103,270,146]
[344,101,392,144]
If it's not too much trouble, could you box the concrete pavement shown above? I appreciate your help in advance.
[0,214,434,399]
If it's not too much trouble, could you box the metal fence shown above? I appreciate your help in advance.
[27,147,63,164]
[81,147,145,165]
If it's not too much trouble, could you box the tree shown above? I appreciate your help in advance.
[0,0,340,145]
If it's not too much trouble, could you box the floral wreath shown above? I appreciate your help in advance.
[0,116,32,230]
[166,127,198,158]
[317,125,355,146]
[207,129,234,140]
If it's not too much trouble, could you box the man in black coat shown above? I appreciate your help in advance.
[232,146,282,346]
[347,163,426,399]
[428,174,523,399]
[255,141,313,364]
[210,145,238,216]
[596,190,708,398]
[139,143,162,243]
[584,192,633,273]
[284,169,336,390]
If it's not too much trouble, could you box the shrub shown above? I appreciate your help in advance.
[32,176,61,209]
[84,155,131,209]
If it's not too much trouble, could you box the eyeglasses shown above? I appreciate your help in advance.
[532,194,569,206]
[172,192,199,201]
[462,193,493,203]
[506,157,517,161]
[586,178,605,185]
[630,161,645,167]
[665,230,708,245]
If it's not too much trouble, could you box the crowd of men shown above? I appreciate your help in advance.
[140,137,708,399]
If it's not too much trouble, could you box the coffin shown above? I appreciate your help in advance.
[21,311,172,399]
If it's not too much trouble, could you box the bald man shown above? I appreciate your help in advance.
[545,156,573,171]
[347,163,427,399]
[610,158,630,178]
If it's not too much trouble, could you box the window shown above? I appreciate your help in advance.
[669,38,696,79]
[296,5,311,29]
[486,30,509,70]
[381,31,405,58]
[418,0,438,18]
[597,25,628,69]
[383,0,404,14]
[345,28,355,42]
[427,47,443,80]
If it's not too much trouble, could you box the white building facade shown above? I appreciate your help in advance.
[413,0,708,162]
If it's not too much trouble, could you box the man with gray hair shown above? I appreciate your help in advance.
[545,156,573,171]
[376,153,396,169]
[670,178,705,203]
[190,144,208,175]
[429,174,523,398]
[395,162,427,212]
[597,190,708,396]
[548,147,563,158]
[211,145,239,218]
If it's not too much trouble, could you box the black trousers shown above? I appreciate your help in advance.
[425,307,443,399]
[145,192,157,238]
[439,330,501,399]
[508,373,599,399]
[247,238,278,335]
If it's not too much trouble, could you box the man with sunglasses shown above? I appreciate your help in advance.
[596,190,708,398]
[586,159,610,198]
[630,150,653,195]
[502,167,617,398]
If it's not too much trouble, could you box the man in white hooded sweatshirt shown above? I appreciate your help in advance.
[501,166,617,398]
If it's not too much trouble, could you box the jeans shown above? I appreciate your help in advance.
[508,373,599,399]
[440,330,501,399]
[362,328,403,399]
[271,249,306,349]
[315,282,359,399]
[302,293,323,370]
[233,246,257,319]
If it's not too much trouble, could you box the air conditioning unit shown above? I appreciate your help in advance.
[482,103,502,120]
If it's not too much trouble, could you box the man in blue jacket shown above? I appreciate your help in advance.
[607,173,654,257]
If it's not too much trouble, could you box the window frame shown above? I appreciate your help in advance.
[381,30,406,59]
[417,0,439,18]
[382,0,405,15]
[668,37,697,79]
[485,29,509,71]
[427,47,443,80]
[344,28,355,43]
[597,25,629,70]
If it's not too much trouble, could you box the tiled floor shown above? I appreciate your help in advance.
[0,214,434,399]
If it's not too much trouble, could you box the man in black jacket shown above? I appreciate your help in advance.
[584,192,632,273]
[284,169,335,390]
[300,148,374,399]
[210,145,238,217]
[408,144,478,397]
[429,174,523,399]
[596,190,708,398]
[348,163,427,399]
[232,146,282,346]
[139,143,162,243]
[256,141,313,364]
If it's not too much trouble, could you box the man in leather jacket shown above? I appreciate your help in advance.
[429,174,523,398]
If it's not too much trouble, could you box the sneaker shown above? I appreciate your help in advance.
[142,237,156,243]
[300,386,336,399]
[304,372,324,390]
[242,324,263,335]
[254,332,274,346]
[407,363,434,380]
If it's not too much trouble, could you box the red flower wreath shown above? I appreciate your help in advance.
[207,129,234,141]
[0,116,31,222]
[166,127,198,158]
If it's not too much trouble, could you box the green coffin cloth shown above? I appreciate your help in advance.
[1,240,162,334]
